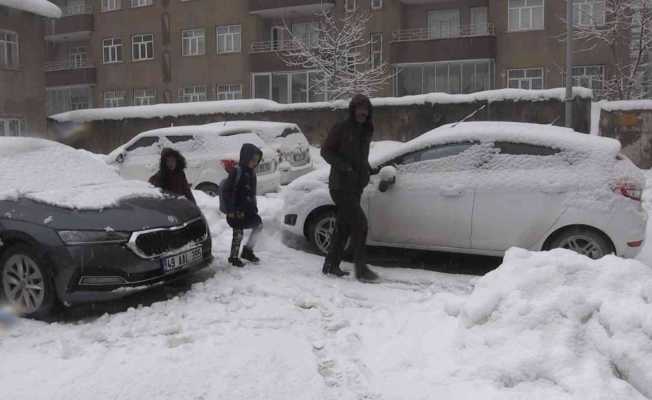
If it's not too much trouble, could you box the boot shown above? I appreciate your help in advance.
[355,264,379,283]
[229,257,245,268]
[241,246,260,263]
[322,262,350,277]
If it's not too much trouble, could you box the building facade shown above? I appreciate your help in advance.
[42,0,622,116]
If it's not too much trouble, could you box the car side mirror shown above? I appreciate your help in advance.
[116,152,126,164]
[378,166,397,193]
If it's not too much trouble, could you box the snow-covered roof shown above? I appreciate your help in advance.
[49,88,593,123]
[600,99,652,112]
[0,0,62,18]
[0,138,161,209]
[138,125,258,137]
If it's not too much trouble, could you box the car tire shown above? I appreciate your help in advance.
[0,244,57,319]
[547,228,614,260]
[308,210,351,257]
[196,182,220,197]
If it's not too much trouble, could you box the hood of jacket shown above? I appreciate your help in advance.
[239,143,263,167]
[159,147,187,174]
[348,94,374,136]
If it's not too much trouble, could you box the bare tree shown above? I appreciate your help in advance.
[572,0,652,100]
[278,7,392,101]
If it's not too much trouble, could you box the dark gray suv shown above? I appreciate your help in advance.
[0,138,213,318]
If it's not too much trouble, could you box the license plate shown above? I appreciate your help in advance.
[162,247,203,273]
[293,152,307,162]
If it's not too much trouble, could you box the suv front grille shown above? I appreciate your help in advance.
[130,218,208,258]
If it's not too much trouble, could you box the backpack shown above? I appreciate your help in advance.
[218,166,242,214]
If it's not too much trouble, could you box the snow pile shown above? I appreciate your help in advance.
[601,100,652,112]
[0,138,161,209]
[0,0,61,18]
[457,248,652,399]
[49,88,592,123]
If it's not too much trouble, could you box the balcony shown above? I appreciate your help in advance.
[45,60,96,87]
[45,4,94,42]
[250,39,304,54]
[249,0,334,18]
[391,24,496,64]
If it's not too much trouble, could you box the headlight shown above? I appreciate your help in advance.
[57,230,131,245]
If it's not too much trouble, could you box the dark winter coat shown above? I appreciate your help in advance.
[221,143,263,219]
[321,94,373,194]
[149,148,196,204]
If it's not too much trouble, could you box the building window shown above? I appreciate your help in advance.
[179,85,207,102]
[130,0,152,7]
[370,32,382,68]
[68,46,88,68]
[134,88,156,105]
[508,0,545,32]
[573,0,606,27]
[0,30,19,67]
[104,90,127,108]
[470,7,489,35]
[47,86,93,114]
[216,84,242,100]
[394,60,495,96]
[132,34,154,61]
[371,0,382,10]
[182,29,206,56]
[345,0,356,12]
[508,67,544,89]
[101,0,121,12]
[428,9,461,39]
[216,25,241,54]
[571,65,604,92]
[292,22,319,48]
[103,38,123,64]
[253,71,325,103]
[0,118,24,136]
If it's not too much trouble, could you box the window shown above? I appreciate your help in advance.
[216,84,242,100]
[179,85,207,102]
[104,90,127,108]
[130,0,152,7]
[573,0,605,26]
[166,135,194,144]
[508,67,544,89]
[508,0,544,32]
[103,38,123,64]
[395,60,495,96]
[470,7,489,35]
[132,34,154,61]
[345,0,356,12]
[101,0,121,12]
[370,32,382,68]
[271,26,284,50]
[495,142,560,156]
[0,30,18,67]
[371,0,382,10]
[401,143,476,165]
[182,29,205,56]
[68,46,88,68]
[292,22,319,48]
[253,71,323,103]
[571,65,604,92]
[126,136,159,152]
[216,25,241,54]
[133,88,156,105]
[64,0,86,15]
[47,86,93,114]
[0,118,24,136]
[428,9,460,39]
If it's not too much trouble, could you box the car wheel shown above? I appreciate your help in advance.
[0,244,57,319]
[308,210,351,256]
[547,228,613,260]
[196,182,219,197]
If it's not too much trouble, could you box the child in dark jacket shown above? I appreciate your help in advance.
[149,148,196,204]
[221,143,264,267]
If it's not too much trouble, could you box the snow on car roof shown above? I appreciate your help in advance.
[0,138,161,209]
[0,0,62,18]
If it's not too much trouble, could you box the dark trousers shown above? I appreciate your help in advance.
[325,189,368,269]
[227,213,263,258]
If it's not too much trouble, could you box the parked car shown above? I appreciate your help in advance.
[107,125,281,196]
[0,138,213,318]
[203,121,313,184]
[282,122,647,260]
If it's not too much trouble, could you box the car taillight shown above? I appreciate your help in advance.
[612,180,642,201]
[221,159,237,173]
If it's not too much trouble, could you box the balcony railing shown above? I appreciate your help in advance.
[250,39,307,54]
[60,3,93,16]
[45,60,95,72]
[392,23,495,42]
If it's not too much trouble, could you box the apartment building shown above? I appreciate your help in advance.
[42,0,621,115]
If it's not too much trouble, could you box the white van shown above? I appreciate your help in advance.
[107,125,281,196]
[203,121,313,184]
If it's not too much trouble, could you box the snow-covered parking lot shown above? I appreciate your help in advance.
[2,183,652,400]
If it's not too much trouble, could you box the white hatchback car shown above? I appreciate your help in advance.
[107,125,281,195]
[203,121,313,184]
[282,122,647,260]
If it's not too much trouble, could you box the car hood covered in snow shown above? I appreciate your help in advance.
[0,137,163,210]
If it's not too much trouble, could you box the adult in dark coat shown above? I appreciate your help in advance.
[149,147,196,204]
[321,94,379,283]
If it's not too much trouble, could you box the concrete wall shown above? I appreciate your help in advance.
[600,109,652,168]
[52,96,591,155]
